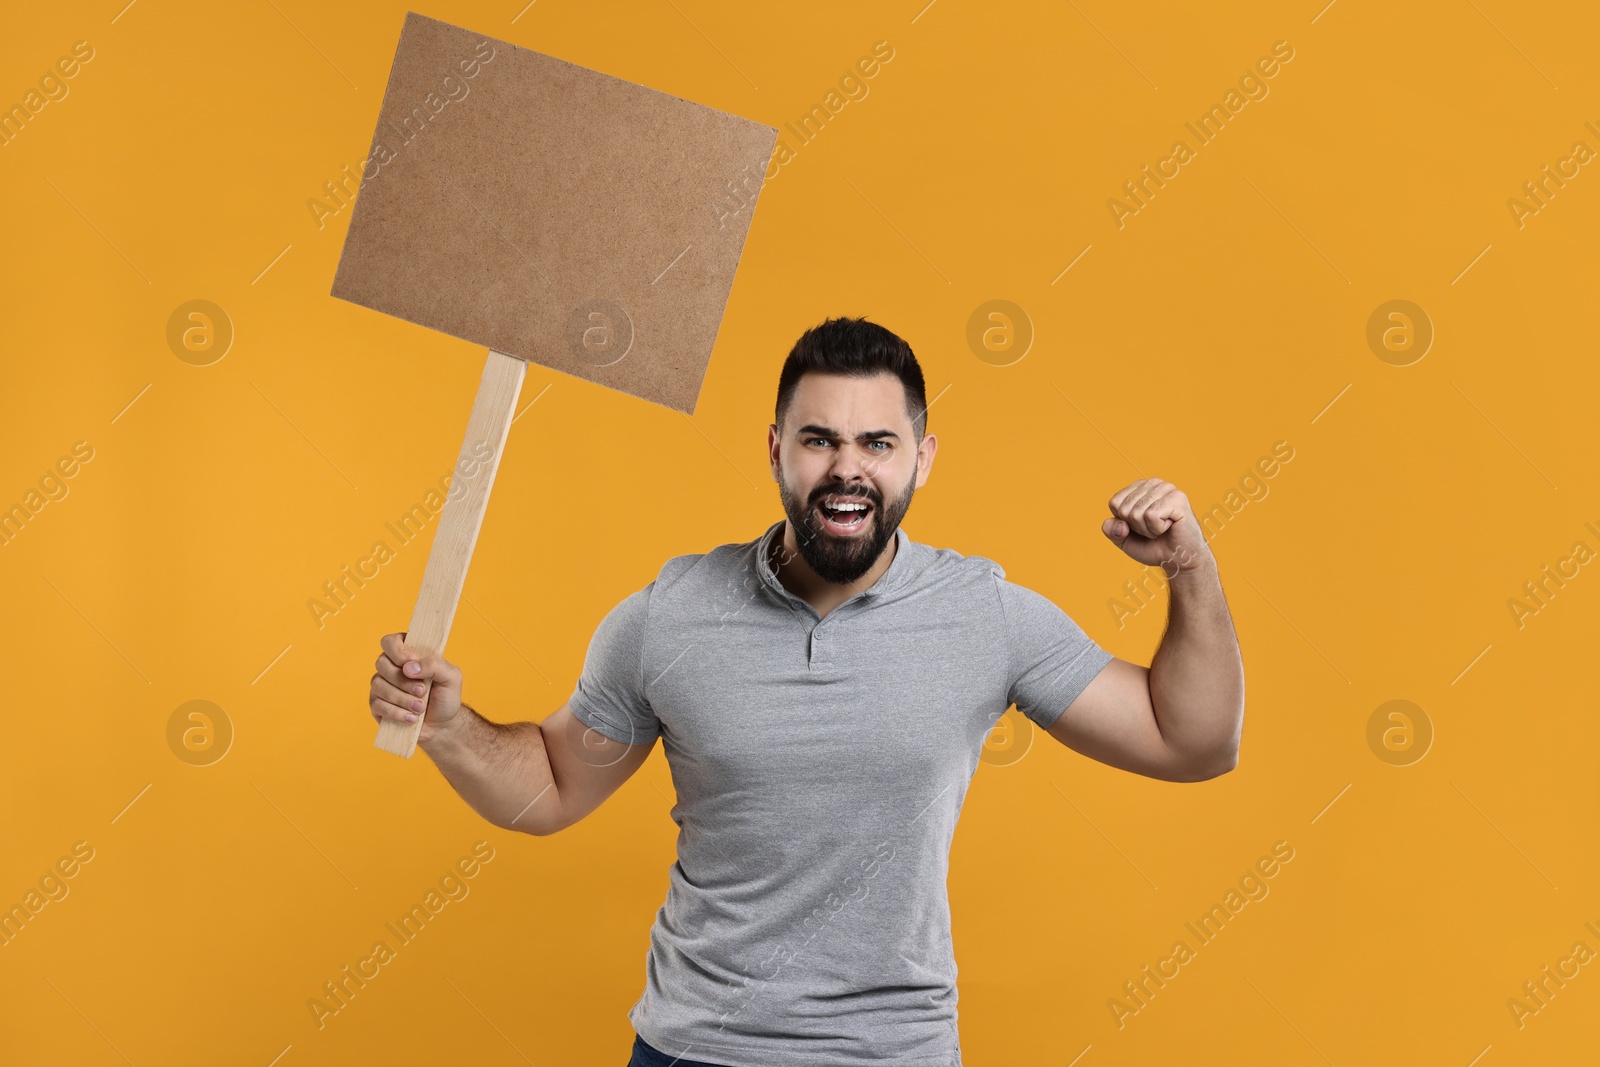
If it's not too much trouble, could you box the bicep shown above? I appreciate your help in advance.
[537,701,656,833]
[1043,657,1194,782]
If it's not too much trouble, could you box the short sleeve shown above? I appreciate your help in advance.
[568,584,660,745]
[994,572,1115,729]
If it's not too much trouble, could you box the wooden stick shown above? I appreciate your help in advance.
[376,349,527,757]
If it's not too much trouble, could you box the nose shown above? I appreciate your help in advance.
[827,441,874,485]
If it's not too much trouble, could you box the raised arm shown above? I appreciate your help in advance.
[1045,478,1242,781]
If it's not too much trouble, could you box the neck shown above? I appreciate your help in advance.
[773,522,898,615]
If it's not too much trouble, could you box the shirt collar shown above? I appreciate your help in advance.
[755,519,914,603]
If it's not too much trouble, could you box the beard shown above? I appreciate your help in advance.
[776,462,916,585]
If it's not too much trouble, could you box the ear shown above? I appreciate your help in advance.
[914,433,938,488]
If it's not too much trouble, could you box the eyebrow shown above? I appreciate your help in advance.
[795,423,900,442]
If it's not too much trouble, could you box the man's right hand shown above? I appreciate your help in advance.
[368,629,657,834]
[371,633,465,742]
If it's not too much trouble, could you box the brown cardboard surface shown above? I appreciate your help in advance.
[331,11,777,414]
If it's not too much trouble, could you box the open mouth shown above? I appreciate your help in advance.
[815,496,874,535]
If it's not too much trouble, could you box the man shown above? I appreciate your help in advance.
[368,316,1244,1066]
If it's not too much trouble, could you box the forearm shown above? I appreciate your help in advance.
[1149,556,1245,774]
[418,704,564,834]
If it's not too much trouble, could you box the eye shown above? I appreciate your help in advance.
[804,437,831,447]
[867,441,890,452]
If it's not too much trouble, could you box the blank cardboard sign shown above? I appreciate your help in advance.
[331,11,778,414]
[333,12,777,758]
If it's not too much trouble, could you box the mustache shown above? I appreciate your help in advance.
[811,485,879,507]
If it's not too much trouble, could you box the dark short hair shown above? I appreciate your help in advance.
[774,316,929,441]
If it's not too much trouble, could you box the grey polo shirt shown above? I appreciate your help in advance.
[569,519,1114,1066]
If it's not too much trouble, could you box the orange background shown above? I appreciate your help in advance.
[2,1,1597,1063]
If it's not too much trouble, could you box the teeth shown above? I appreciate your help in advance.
[823,501,868,511]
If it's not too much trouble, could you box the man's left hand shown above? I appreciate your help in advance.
[1101,478,1213,577]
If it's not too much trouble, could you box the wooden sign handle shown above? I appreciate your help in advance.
[376,349,527,757]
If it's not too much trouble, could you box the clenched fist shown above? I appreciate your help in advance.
[370,633,465,743]
[1101,478,1213,577]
